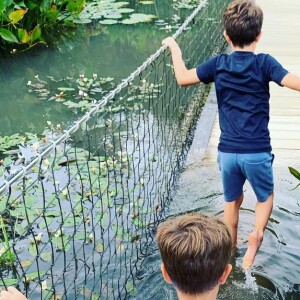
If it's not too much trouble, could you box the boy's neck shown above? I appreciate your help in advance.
[176,286,219,300]
[231,41,257,53]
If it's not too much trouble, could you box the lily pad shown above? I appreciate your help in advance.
[99,19,119,25]
[73,18,92,24]
[0,200,6,214]
[113,2,130,8]
[104,13,122,19]
[91,13,103,19]
[24,271,44,283]
[57,87,76,92]
[51,235,71,252]
[0,278,19,286]
[15,223,28,236]
[40,252,52,262]
[95,242,104,253]
[139,1,154,4]
[121,18,137,24]
[122,13,156,24]
[21,259,34,268]
[118,8,134,13]
[29,243,38,256]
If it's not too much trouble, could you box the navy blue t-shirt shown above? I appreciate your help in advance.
[196,51,288,153]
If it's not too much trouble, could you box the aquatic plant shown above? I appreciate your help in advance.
[0,0,85,52]
[68,0,157,25]
[172,0,202,10]
[0,216,15,266]
[288,167,300,190]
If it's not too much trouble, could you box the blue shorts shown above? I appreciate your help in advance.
[217,151,274,202]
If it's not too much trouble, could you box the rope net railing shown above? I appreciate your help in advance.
[0,0,229,298]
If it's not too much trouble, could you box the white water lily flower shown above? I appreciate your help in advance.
[79,74,84,79]
[41,280,48,290]
[79,90,84,96]
[54,229,62,238]
[88,233,94,242]
[92,73,97,79]
[36,232,43,242]
[31,143,39,152]
[27,81,32,86]
[44,159,49,167]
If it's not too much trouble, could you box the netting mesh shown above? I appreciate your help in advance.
[0,0,229,298]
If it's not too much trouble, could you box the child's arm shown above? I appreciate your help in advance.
[162,37,200,86]
[281,73,300,91]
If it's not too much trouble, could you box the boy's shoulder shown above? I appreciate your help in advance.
[214,52,278,66]
[216,52,272,59]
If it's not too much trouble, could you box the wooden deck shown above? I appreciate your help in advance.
[205,0,300,166]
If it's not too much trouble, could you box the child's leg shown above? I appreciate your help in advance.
[218,152,246,246]
[224,193,244,246]
[243,192,274,269]
[240,152,274,268]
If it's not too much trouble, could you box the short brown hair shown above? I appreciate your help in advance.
[156,213,232,295]
[223,0,263,48]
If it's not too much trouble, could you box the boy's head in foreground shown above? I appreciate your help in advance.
[156,213,232,299]
[223,0,263,48]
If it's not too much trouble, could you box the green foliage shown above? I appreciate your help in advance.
[0,0,86,52]
[288,166,300,190]
[0,216,15,266]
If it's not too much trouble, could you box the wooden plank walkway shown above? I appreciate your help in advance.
[205,0,300,167]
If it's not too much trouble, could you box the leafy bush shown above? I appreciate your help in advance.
[0,0,85,52]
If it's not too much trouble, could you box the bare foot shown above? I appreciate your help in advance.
[242,230,263,269]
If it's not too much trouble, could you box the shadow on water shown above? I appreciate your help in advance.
[132,161,300,299]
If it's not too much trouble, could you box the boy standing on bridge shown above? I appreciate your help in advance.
[157,213,232,300]
[162,0,300,268]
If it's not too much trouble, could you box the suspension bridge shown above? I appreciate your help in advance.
[0,1,229,299]
[0,0,299,299]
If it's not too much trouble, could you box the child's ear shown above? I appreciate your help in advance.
[223,31,231,43]
[161,263,173,284]
[255,31,262,42]
[218,264,232,285]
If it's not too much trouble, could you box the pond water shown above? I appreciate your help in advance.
[131,159,300,300]
[0,0,189,137]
